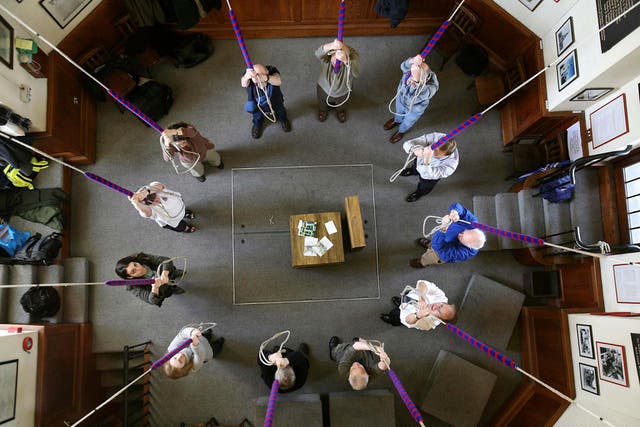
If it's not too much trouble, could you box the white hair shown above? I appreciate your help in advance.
[275,366,296,390]
[463,229,486,250]
[348,371,369,390]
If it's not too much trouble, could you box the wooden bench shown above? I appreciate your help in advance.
[344,195,366,250]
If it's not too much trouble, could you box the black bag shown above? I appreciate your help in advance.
[126,81,173,123]
[13,232,62,264]
[20,286,61,319]
[171,33,213,68]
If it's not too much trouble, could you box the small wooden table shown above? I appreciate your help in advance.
[289,212,344,268]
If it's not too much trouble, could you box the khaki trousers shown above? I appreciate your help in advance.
[420,246,444,266]
[180,149,221,178]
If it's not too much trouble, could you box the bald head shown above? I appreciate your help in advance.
[458,229,486,250]
[253,64,267,76]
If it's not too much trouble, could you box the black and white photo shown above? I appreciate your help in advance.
[519,0,544,11]
[577,324,595,359]
[597,341,629,387]
[579,363,599,395]
[571,88,613,102]
[557,50,579,91]
[0,15,13,70]
[555,17,574,56]
[0,359,18,424]
[40,0,93,29]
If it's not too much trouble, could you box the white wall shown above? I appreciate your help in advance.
[492,0,580,38]
[542,0,640,112]
[556,314,640,426]
[0,0,103,131]
[0,330,38,427]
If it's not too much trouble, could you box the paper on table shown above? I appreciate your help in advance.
[320,236,334,250]
[325,220,337,235]
[312,244,327,256]
[304,237,318,246]
[303,246,317,256]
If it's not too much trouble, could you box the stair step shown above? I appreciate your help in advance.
[495,193,522,250]
[543,199,573,244]
[472,196,499,251]
[518,188,546,245]
[101,370,125,388]
[0,265,9,323]
[63,257,91,323]
[38,265,64,323]
[570,168,604,245]
[95,352,125,371]
[7,265,37,323]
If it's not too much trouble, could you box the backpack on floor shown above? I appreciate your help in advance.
[20,286,61,319]
[538,174,575,203]
[171,33,214,68]
[126,81,173,123]
[13,232,62,264]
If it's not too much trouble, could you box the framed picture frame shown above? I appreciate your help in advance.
[579,363,599,395]
[596,341,629,387]
[631,333,640,386]
[557,50,579,91]
[577,324,595,359]
[519,0,544,12]
[39,0,93,29]
[0,359,19,424]
[571,88,613,102]
[589,93,629,149]
[613,263,640,304]
[556,17,574,56]
[0,14,14,70]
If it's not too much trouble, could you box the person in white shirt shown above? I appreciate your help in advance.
[399,132,459,202]
[380,280,457,330]
[129,181,196,233]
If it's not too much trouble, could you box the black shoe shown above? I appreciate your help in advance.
[281,119,291,132]
[202,329,213,341]
[417,237,431,248]
[329,336,340,361]
[391,296,401,307]
[406,192,422,203]
[195,175,206,182]
[298,342,310,356]
[410,258,425,268]
[171,286,186,295]
[252,126,262,139]
[211,337,225,357]
[217,160,224,170]
[400,169,413,177]
[380,314,394,325]
[352,337,359,342]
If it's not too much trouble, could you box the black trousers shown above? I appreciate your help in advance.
[408,159,440,196]
[385,308,403,326]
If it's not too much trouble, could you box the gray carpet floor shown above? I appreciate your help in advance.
[70,35,531,426]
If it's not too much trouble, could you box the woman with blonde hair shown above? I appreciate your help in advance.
[164,327,224,379]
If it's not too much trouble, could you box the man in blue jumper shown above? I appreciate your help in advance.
[242,64,291,139]
[410,202,486,268]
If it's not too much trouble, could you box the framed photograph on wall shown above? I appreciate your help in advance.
[0,14,14,70]
[519,0,544,11]
[39,0,93,29]
[613,263,640,304]
[557,50,579,91]
[556,17,574,56]
[0,359,19,424]
[590,93,629,149]
[597,341,629,387]
[570,88,613,102]
[579,363,599,395]
[577,324,595,359]
[631,333,640,386]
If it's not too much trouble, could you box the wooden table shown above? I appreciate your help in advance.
[289,212,344,268]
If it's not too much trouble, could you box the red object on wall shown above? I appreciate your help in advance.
[23,337,33,352]
[8,326,23,333]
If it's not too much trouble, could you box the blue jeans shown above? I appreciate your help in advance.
[252,102,288,128]
[394,98,427,133]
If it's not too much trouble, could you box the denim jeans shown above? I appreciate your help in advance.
[394,97,428,133]
[252,102,288,128]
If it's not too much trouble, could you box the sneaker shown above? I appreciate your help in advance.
[298,342,310,356]
[195,175,206,182]
[252,125,262,139]
[329,336,340,361]
[211,337,225,357]
[281,119,291,132]
[217,160,224,170]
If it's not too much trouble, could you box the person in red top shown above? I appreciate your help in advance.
[161,122,224,182]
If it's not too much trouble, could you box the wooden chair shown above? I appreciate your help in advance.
[434,3,481,70]
[474,56,526,108]
[113,13,163,73]
[508,135,568,180]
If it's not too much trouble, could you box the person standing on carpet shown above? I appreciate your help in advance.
[164,327,224,379]
[115,252,186,307]
[399,132,459,202]
[129,181,196,233]
[380,279,456,329]
[384,55,439,144]
[161,122,224,182]
[410,202,486,267]
[241,64,291,139]
[315,39,360,123]
[329,336,389,390]
[258,342,310,393]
